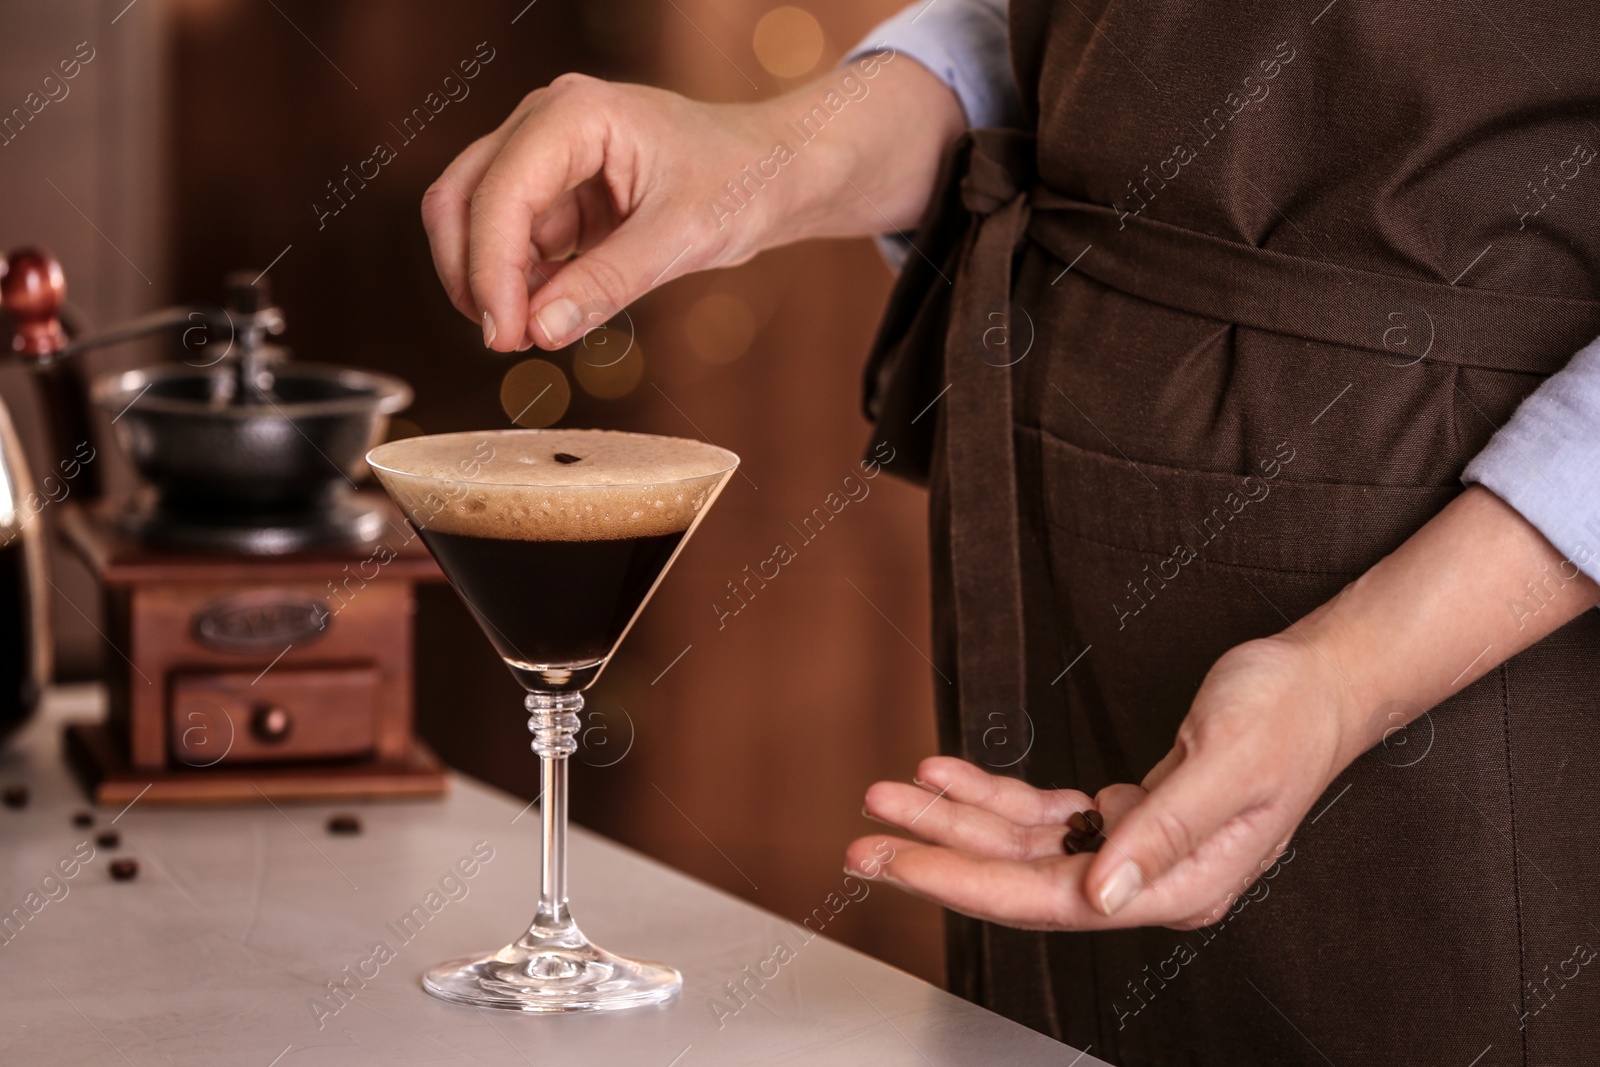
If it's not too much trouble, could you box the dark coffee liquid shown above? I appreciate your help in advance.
[419,528,685,691]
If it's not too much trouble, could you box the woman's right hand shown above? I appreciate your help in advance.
[421,56,964,352]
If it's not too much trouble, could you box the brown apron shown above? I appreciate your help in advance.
[864,1,1600,1063]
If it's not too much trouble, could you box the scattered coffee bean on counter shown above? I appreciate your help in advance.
[96,830,120,849]
[2,785,28,810]
[1063,808,1106,856]
[553,452,583,464]
[109,858,139,882]
[73,811,94,828]
[327,814,362,835]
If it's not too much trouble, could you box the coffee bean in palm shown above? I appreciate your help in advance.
[1064,807,1105,854]
[1066,831,1102,855]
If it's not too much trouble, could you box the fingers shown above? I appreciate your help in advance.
[570,175,620,255]
[911,756,1094,825]
[522,212,695,349]
[845,833,1213,931]
[422,94,545,325]
[851,762,1287,930]
[1084,750,1268,919]
[422,137,507,324]
[430,76,738,351]
[470,76,634,352]
[845,835,1090,929]
[527,186,591,266]
[862,781,1077,861]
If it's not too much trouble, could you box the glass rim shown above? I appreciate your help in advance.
[365,427,740,489]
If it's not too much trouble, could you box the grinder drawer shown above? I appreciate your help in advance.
[169,666,378,766]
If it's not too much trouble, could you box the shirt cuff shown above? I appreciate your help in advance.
[844,0,1019,131]
[1463,333,1600,584]
[845,0,1018,269]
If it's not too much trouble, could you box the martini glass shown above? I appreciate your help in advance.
[367,428,737,1012]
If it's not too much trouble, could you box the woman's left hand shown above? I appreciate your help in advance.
[848,481,1600,931]
[847,633,1362,929]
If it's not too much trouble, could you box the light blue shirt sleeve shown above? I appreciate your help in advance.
[848,0,1020,130]
[1464,334,1600,584]
[845,0,1020,269]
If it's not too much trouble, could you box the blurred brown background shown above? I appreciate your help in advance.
[0,0,942,981]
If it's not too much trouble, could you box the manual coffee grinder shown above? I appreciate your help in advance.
[0,248,447,804]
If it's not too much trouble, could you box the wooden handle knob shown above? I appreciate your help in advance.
[250,704,293,744]
[1,247,68,357]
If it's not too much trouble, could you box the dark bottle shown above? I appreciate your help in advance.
[0,396,50,747]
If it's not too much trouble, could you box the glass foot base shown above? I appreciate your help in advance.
[423,930,681,1013]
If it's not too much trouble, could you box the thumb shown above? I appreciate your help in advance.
[525,218,695,349]
[1084,754,1250,917]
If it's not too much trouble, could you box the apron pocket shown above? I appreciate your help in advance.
[1036,428,1461,579]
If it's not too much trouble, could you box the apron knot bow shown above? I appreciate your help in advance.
[959,129,1038,215]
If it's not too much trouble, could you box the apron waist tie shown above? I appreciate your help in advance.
[941,130,1036,759]
[1028,191,1600,375]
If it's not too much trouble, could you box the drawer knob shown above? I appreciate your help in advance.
[250,704,293,743]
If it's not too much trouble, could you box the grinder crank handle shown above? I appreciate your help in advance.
[0,248,99,499]
[1,246,272,363]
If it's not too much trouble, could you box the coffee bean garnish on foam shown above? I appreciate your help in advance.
[553,453,584,464]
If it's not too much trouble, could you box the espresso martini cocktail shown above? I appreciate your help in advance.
[367,428,738,1013]
[372,429,733,692]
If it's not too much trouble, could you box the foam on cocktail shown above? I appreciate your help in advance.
[368,429,736,541]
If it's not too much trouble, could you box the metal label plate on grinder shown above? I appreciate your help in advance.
[193,591,331,654]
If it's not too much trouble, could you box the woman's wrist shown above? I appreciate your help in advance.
[1282,486,1600,769]
[738,57,965,254]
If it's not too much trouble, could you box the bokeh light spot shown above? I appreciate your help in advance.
[500,358,572,427]
[684,292,758,365]
[753,7,825,79]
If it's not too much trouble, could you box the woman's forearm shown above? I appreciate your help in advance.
[745,54,965,250]
[1293,485,1600,766]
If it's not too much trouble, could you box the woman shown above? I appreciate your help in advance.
[422,2,1600,1061]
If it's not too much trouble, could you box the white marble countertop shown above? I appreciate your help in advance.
[0,687,1097,1066]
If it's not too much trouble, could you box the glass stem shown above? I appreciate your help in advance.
[526,691,583,934]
